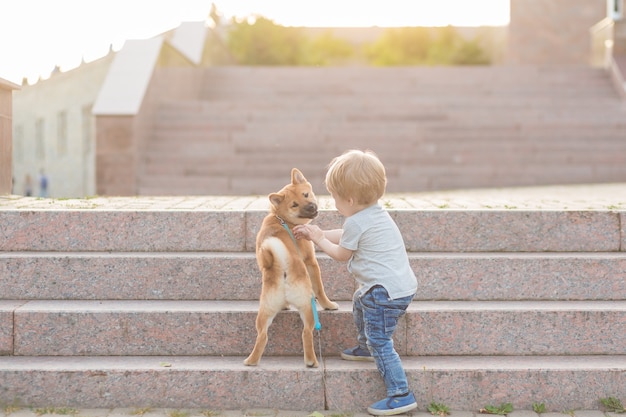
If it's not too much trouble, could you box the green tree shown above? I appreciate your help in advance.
[225,18,490,66]
[450,38,491,65]
[365,27,432,66]
[428,26,491,65]
[227,16,306,65]
[365,26,490,66]
[301,30,354,65]
[426,26,459,64]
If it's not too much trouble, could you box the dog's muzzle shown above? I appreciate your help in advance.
[300,202,318,219]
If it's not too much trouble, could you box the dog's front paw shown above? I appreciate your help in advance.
[243,357,258,366]
[323,301,339,310]
[306,360,319,368]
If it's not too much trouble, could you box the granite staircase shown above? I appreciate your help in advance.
[0,194,625,412]
[138,66,626,195]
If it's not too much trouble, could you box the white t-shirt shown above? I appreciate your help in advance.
[340,203,418,299]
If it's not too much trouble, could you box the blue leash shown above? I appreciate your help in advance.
[277,215,322,331]
[311,296,322,330]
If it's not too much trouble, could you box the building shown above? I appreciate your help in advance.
[11,21,230,197]
[1,77,20,194]
[10,0,626,197]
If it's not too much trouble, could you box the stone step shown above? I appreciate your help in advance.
[149,131,626,153]
[190,98,616,115]
[199,66,612,95]
[149,118,626,136]
[2,252,626,302]
[159,94,623,111]
[0,355,623,411]
[144,131,626,157]
[1,208,622,252]
[138,140,626,194]
[3,300,625,357]
[1,191,625,411]
[139,64,626,195]
[152,111,625,135]
[140,143,626,175]
[155,104,624,124]
[392,167,626,194]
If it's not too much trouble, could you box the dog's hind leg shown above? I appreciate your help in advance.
[293,295,319,368]
[244,300,280,366]
[305,261,339,311]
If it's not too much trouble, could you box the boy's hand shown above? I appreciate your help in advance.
[293,224,311,240]
[293,224,324,243]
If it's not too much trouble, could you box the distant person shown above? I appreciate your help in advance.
[38,169,48,197]
[24,174,33,196]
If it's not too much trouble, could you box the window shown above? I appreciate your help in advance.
[82,105,92,155]
[608,0,623,20]
[57,111,68,156]
[14,125,24,162]
[35,118,45,160]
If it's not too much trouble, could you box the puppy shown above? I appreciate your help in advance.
[244,168,339,368]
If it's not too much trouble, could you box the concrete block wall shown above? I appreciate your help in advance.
[507,0,606,65]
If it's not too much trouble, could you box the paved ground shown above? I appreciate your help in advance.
[1,183,626,211]
[0,407,620,417]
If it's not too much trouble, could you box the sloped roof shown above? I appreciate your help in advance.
[0,77,20,90]
[92,21,209,115]
[169,21,208,65]
[92,36,164,115]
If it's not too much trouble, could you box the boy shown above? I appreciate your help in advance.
[294,149,418,416]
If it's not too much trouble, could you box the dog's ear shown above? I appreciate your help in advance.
[269,192,285,208]
[291,168,307,185]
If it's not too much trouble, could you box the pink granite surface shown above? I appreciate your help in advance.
[621,212,626,250]
[324,356,626,411]
[0,252,353,301]
[0,355,623,411]
[0,301,25,354]
[411,252,626,301]
[2,210,622,253]
[0,211,247,251]
[2,192,625,253]
[2,252,626,301]
[405,301,626,355]
[13,301,364,357]
[1,188,625,411]
[11,299,625,357]
[392,210,620,252]
[0,356,324,409]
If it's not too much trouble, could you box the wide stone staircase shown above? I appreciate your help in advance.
[138,66,626,195]
[1,191,625,412]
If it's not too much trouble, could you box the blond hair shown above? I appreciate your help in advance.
[325,149,387,205]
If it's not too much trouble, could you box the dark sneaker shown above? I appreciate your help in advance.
[367,392,417,416]
[341,346,375,362]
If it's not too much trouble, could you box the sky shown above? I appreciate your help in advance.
[0,0,510,85]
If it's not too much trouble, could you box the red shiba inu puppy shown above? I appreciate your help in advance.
[244,168,339,368]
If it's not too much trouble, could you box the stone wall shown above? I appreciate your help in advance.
[11,53,113,198]
[507,0,606,65]
[0,78,19,195]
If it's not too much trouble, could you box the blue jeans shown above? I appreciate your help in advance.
[353,285,414,397]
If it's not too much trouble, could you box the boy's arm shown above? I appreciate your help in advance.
[322,229,343,244]
[293,225,352,262]
[314,236,353,262]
